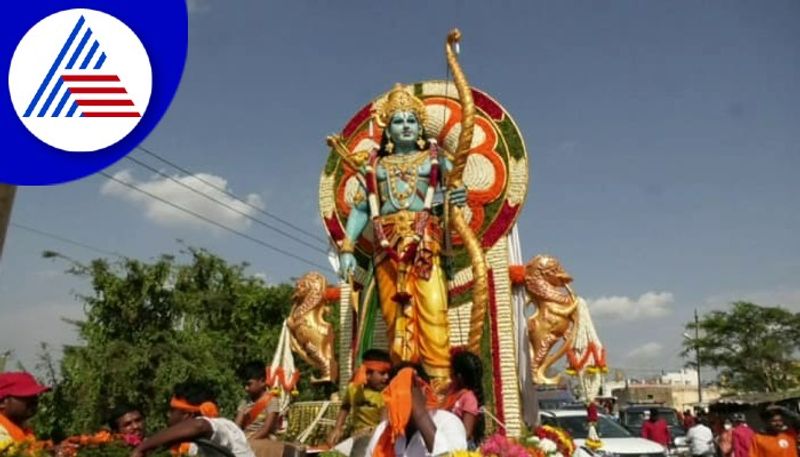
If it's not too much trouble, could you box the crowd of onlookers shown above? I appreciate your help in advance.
[641,405,799,457]
[1,348,487,457]
[3,357,798,457]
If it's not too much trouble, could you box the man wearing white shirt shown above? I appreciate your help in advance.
[365,409,467,457]
[365,365,467,457]
[686,418,715,457]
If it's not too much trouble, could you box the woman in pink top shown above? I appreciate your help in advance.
[442,350,484,449]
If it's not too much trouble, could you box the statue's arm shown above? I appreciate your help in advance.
[441,156,468,207]
[344,202,369,242]
[339,179,369,278]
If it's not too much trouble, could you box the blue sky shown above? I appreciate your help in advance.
[2,0,799,377]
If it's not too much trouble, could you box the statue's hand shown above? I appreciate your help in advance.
[448,186,468,207]
[339,253,357,280]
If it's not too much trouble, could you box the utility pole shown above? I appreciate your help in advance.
[0,184,16,260]
[694,309,702,405]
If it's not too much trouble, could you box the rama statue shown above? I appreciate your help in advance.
[336,83,468,384]
[329,30,489,388]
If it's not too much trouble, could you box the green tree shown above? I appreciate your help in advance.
[34,248,332,440]
[682,301,800,393]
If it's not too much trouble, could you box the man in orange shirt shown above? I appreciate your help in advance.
[0,372,50,444]
[749,405,799,457]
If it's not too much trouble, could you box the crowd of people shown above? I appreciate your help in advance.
[0,348,487,457]
[640,406,799,457]
[3,357,798,457]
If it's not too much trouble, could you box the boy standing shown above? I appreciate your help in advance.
[0,372,49,444]
[234,362,281,441]
[132,381,254,457]
[327,349,391,455]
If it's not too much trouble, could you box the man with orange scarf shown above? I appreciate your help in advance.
[328,349,392,456]
[0,372,49,445]
[131,381,254,457]
[364,365,466,457]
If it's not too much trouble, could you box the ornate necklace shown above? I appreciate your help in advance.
[364,142,441,265]
[381,151,427,209]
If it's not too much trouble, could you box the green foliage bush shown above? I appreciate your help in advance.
[33,248,333,441]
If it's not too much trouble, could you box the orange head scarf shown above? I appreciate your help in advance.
[352,361,392,387]
[0,413,34,443]
[169,397,219,418]
[372,367,438,457]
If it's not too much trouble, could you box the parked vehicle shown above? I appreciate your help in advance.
[540,409,668,456]
[618,405,688,456]
[537,388,578,411]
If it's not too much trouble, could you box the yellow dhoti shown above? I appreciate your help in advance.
[373,210,451,380]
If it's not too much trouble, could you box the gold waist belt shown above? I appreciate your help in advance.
[377,210,441,243]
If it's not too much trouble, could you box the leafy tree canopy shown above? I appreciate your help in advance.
[34,247,330,440]
[682,301,800,393]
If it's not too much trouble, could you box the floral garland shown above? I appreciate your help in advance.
[58,431,119,457]
[266,366,301,396]
[366,142,441,265]
[532,426,575,457]
[463,426,575,457]
[0,431,140,457]
[479,434,530,457]
[0,437,44,456]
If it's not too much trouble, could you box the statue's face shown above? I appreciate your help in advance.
[387,111,421,148]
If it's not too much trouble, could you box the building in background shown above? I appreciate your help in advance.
[609,369,722,412]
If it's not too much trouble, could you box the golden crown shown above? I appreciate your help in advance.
[372,83,427,127]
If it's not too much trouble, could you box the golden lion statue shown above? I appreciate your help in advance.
[523,254,579,385]
[286,271,338,384]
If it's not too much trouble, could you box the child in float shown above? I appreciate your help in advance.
[0,372,50,445]
[131,380,254,457]
[327,349,392,456]
[441,350,484,449]
[234,361,281,441]
[364,363,467,457]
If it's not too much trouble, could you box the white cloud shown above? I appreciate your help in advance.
[587,291,673,320]
[252,272,274,285]
[626,342,663,361]
[101,169,264,232]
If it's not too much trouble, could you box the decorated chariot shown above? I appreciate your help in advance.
[270,29,609,455]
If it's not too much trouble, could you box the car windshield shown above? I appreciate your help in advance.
[626,411,646,427]
[625,409,681,428]
[661,410,681,427]
[555,416,633,439]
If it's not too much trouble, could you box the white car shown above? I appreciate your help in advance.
[539,409,668,457]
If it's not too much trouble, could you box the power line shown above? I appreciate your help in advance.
[10,222,125,258]
[134,145,329,245]
[100,171,334,273]
[123,155,328,255]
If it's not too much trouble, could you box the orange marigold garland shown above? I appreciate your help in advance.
[477,426,575,457]
[528,425,576,457]
[57,430,128,457]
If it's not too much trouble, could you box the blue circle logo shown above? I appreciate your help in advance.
[1,0,187,185]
